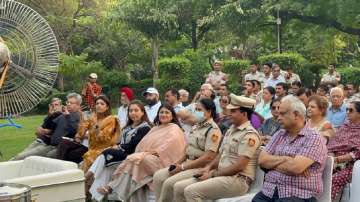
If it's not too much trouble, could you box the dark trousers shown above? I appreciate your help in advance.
[57,139,88,163]
[252,188,317,202]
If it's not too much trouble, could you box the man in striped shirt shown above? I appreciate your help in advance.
[252,95,328,202]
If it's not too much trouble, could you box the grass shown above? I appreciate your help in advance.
[0,115,44,161]
[0,109,119,161]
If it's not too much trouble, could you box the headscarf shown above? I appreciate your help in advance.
[120,87,134,101]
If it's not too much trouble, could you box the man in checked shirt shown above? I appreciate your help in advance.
[252,95,328,202]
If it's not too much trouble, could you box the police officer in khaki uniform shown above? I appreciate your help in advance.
[153,98,222,202]
[173,94,261,202]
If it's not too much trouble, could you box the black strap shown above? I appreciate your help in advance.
[204,126,213,139]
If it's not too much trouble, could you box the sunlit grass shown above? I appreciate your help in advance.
[0,115,44,161]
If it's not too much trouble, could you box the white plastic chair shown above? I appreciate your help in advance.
[349,160,360,202]
[317,156,334,202]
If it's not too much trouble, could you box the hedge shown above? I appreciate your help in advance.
[181,49,211,96]
[337,67,360,86]
[257,52,307,70]
[158,57,191,79]
[223,60,251,94]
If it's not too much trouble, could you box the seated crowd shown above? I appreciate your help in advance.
[12,61,360,202]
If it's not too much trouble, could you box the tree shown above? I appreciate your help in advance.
[112,0,179,85]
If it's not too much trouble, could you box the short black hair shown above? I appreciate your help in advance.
[276,82,288,91]
[296,88,307,97]
[329,63,336,68]
[318,84,329,93]
[263,63,272,68]
[167,88,180,100]
[239,107,254,120]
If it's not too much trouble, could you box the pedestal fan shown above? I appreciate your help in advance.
[0,0,59,128]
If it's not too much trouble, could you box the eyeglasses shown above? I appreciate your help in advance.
[271,106,280,110]
[346,108,354,113]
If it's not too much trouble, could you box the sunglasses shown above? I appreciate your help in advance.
[271,106,280,110]
[346,108,354,113]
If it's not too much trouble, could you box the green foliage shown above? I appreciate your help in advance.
[157,56,191,94]
[299,63,327,87]
[257,52,307,70]
[181,49,212,95]
[59,53,105,91]
[158,57,191,79]
[31,90,69,114]
[223,60,250,94]
[337,68,360,86]
[101,70,130,103]
[128,79,154,101]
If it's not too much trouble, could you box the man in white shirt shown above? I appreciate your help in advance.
[165,88,184,113]
[143,87,162,123]
[117,87,134,128]
[244,63,265,83]
[265,64,285,88]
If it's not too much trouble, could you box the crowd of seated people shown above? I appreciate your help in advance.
[10,61,360,202]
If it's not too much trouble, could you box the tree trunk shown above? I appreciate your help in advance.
[57,74,64,92]
[151,36,159,87]
[191,20,198,50]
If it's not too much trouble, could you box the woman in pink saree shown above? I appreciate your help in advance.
[97,103,186,202]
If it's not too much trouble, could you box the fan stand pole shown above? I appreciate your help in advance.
[0,62,9,88]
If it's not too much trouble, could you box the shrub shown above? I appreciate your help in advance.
[223,60,251,94]
[158,57,191,79]
[299,63,326,87]
[101,70,130,104]
[257,52,306,71]
[181,49,211,96]
[60,53,106,92]
[30,90,69,114]
[337,67,360,86]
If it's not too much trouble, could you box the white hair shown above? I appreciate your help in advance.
[201,83,213,90]
[330,87,344,97]
[178,89,189,97]
[281,95,306,118]
[66,93,82,104]
[0,42,10,66]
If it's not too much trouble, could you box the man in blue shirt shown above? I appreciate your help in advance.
[326,87,347,128]
[265,64,285,88]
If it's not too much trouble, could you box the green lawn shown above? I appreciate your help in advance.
[0,115,44,161]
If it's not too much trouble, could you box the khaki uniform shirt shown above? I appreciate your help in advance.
[285,73,301,85]
[218,121,261,180]
[244,71,265,83]
[186,119,222,160]
[321,71,341,85]
[206,71,227,86]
